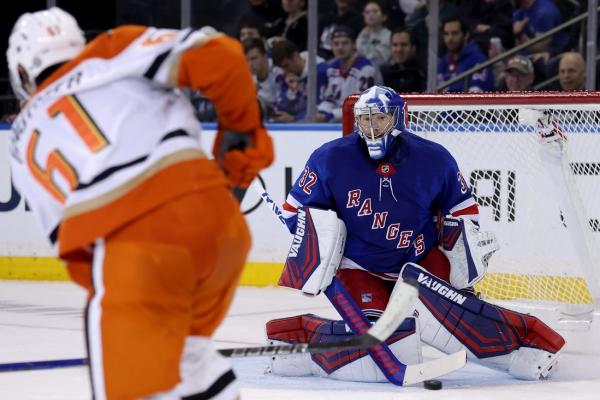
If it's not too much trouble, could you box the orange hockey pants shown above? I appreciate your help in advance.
[66,187,250,399]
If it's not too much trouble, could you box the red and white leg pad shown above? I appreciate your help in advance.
[414,297,562,379]
[403,262,565,380]
[265,314,421,383]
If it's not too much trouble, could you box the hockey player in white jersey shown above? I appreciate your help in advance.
[7,7,273,400]
[267,86,565,385]
[243,37,284,120]
[316,25,381,122]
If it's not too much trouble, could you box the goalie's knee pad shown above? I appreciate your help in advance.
[403,262,565,380]
[265,314,421,383]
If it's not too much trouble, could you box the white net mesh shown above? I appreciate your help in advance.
[404,97,600,306]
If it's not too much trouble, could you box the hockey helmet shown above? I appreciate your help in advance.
[6,7,85,100]
[354,86,408,160]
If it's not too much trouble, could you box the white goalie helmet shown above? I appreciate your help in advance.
[6,7,85,100]
[354,86,409,160]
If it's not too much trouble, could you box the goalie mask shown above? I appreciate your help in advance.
[6,7,85,100]
[354,86,408,160]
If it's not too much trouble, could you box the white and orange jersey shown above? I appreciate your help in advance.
[9,25,262,257]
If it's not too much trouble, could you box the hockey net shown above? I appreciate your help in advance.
[343,92,600,310]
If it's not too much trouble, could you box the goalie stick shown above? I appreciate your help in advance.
[252,183,467,385]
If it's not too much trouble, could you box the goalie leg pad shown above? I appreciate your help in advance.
[402,262,565,380]
[266,314,421,382]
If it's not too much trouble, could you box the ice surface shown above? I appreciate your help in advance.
[0,282,598,399]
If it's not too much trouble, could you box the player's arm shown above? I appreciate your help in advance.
[281,151,334,233]
[68,26,272,188]
[435,153,498,288]
[274,148,343,295]
[172,31,273,187]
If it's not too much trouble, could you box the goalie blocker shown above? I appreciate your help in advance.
[267,207,565,383]
[278,207,346,296]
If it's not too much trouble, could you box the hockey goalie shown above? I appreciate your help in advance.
[265,86,566,385]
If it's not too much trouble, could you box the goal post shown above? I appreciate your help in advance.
[342,92,600,311]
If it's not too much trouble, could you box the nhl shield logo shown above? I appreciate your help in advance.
[376,162,396,178]
[361,292,372,303]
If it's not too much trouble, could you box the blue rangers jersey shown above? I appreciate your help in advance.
[282,132,478,277]
[276,52,328,121]
[317,55,381,122]
[437,41,494,93]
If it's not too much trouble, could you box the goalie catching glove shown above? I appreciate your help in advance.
[536,111,566,145]
[438,215,499,289]
[212,126,274,188]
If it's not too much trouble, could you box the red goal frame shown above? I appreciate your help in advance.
[341,91,600,135]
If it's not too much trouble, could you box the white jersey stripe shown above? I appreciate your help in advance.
[285,193,302,209]
[89,239,107,400]
[282,193,302,220]
[449,197,479,222]
[449,197,477,216]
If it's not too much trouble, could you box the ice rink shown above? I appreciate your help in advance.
[1,280,599,400]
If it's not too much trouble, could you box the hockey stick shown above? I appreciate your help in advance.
[253,183,467,385]
[1,187,417,372]
[0,358,87,372]
[0,296,416,372]
[0,185,459,376]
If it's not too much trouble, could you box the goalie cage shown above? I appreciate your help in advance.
[342,92,600,349]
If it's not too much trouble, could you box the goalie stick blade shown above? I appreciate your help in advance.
[402,349,467,385]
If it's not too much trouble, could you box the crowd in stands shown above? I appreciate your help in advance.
[1,0,598,123]
[215,0,596,123]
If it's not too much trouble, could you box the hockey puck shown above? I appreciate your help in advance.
[423,379,442,390]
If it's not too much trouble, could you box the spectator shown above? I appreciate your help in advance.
[239,0,285,38]
[271,39,327,122]
[270,0,308,51]
[398,0,425,15]
[438,16,495,93]
[356,1,392,66]
[278,71,306,121]
[380,28,426,93]
[317,25,381,122]
[319,0,364,60]
[239,19,263,41]
[513,0,567,56]
[463,0,514,55]
[498,55,535,91]
[558,52,586,91]
[379,0,408,28]
[405,1,462,69]
[243,38,284,119]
